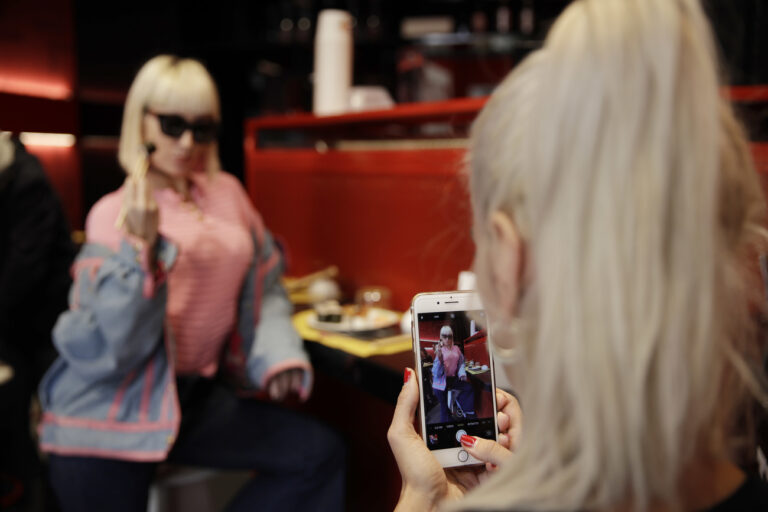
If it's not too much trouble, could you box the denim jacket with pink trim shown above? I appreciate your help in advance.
[38,225,311,462]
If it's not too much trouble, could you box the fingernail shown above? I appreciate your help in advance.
[403,368,410,383]
[460,435,476,448]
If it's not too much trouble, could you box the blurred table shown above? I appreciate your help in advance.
[303,338,410,405]
[291,312,413,511]
[467,367,492,386]
[293,310,412,404]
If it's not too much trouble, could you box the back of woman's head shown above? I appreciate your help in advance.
[118,55,222,176]
[465,0,766,510]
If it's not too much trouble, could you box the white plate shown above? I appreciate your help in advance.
[308,307,401,334]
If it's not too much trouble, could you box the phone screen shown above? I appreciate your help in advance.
[416,310,496,451]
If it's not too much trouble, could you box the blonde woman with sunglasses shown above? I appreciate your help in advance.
[389,0,768,510]
[38,55,345,512]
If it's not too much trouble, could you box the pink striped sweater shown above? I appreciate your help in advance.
[87,171,269,376]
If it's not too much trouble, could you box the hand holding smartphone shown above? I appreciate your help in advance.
[410,291,499,468]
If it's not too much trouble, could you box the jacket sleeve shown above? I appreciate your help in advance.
[457,351,466,379]
[241,229,313,400]
[52,238,177,383]
[432,354,444,381]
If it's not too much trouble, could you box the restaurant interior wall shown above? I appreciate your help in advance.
[0,0,82,229]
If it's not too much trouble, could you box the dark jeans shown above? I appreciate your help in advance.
[434,376,458,423]
[433,388,450,423]
[434,377,476,423]
[48,377,346,512]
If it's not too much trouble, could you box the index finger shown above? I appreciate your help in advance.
[496,388,511,411]
[268,378,279,400]
[461,437,512,466]
[291,369,303,392]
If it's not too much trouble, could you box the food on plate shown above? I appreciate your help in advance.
[314,300,343,323]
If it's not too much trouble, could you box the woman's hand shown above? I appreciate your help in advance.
[495,388,522,451]
[388,368,484,511]
[266,368,304,401]
[458,434,513,475]
[122,174,159,248]
[461,388,521,474]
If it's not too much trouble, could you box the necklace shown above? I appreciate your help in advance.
[181,199,204,221]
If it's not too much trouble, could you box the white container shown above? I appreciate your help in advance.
[457,270,477,291]
[348,86,394,112]
[313,9,353,116]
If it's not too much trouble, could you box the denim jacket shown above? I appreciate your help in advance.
[38,225,310,462]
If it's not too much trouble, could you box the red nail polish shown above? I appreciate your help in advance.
[404,369,410,383]
[460,435,476,448]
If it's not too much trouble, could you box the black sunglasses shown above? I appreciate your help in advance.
[146,111,219,143]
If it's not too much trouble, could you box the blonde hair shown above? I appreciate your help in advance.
[118,55,222,176]
[0,131,14,172]
[462,0,767,510]
[440,325,455,338]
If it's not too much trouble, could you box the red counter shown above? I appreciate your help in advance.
[244,98,485,311]
[244,93,768,312]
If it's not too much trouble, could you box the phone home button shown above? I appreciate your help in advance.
[457,450,469,463]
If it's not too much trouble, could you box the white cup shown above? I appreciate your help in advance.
[313,9,353,116]
[457,270,477,291]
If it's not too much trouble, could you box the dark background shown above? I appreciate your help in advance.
[2,0,767,227]
[74,0,768,206]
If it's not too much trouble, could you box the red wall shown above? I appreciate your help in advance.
[244,99,484,311]
[24,145,83,231]
[0,0,76,101]
[0,0,81,229]
[246,149,474,311]
[245,98,768,312]
[418,320,447,344]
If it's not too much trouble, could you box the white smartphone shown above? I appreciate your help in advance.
[410,291,498,468]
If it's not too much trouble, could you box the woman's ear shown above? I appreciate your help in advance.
[488,211,525,316]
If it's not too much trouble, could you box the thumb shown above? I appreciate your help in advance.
[390,368,420,435]
[460,436,512,466]
[388,368,426,461]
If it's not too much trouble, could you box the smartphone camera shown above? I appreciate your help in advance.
[411,291,498,468]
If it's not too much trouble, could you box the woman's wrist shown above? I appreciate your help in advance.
[395,485,441,512]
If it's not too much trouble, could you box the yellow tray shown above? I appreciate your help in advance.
[293,309,412,358]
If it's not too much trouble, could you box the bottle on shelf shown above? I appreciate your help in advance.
[520,0,535,36]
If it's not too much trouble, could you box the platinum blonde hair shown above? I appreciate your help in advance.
[118,55,222,177]
[461,0,767,510]
[440,325,455,338]
[0,131,14,172]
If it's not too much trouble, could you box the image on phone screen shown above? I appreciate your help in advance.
[416,310,495,451]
